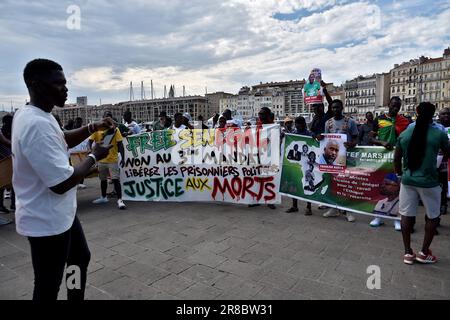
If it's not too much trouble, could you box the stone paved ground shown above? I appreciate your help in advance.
[1,179,450,300]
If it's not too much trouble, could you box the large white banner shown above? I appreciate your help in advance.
[120,125,281,204]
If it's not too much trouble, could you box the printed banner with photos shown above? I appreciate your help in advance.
[280,134,400,219]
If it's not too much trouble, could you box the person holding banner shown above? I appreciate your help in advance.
[123,110,141,135]
[0,114,13,215]
[249,107,276,209]
[286,116,313,215]
[369,97,409,229]
[153,111,169,131]
[394,102,450,265]
[89,121,126,210]
[13,59,114,300]
[371,97,409,149]
[319,99,358,222]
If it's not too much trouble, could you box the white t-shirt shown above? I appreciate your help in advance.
[126,121,141,135]
[12,105,77,237]
[373,197,399,217]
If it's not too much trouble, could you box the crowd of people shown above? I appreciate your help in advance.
[0,58,448,300]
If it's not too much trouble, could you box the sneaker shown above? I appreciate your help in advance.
[286,207,299,213]
[4,191,10,199]
[268,204,276,210]
[370,217,384,227]
[403,252,416,265]
[394,220,401,231]
[346,213,356,222]
[369,218,384,228]
[318,205,327,210]
[117,199,126,210]
[323,208,338,217]
[0,206,10,214]
[78,184,87,190]
[416,250,437,264]
[93,197,108,204]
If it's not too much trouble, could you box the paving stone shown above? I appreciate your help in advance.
[217,259,262,278]
[115,231,153,244]
[291,279,345,300]
[109,242,148,257]
[219,246,248,260]
[136,238,177,252]
[85,285,117,300]
[99,276,159,300]
[187,251,228,268]
[257,270,299,291]
[87,261,104,274]
[0,243,22,258]
[89,244,117,262]
[253,286,310,300]
[88,267,125,287]
[260,257,297,273]
[340,289,380,300]
[210,273,245,291]
[0,277,33,300]
[391,270,445,297]
[157,257,195,275]
[0,251,30,269]
[131,249,172,266]
[178,283,222,300]
[89,235,125,249]
[238,251,272,266]
[216,280,264,299]
[115,261,169,285]
[11,263,34,281]
[0,266,18,283]
[193,241,230,254]
[151,274,194,296]
[219,237,258,250]
[98,254,134,270]
[179,264,224,285]
[164,245,198,259]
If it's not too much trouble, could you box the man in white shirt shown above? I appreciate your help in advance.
[123,110,141,135]
[13,59,113,300]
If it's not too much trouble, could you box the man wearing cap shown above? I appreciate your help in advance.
[281,117,294,139]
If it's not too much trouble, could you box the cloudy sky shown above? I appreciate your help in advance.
[0,0,449,110]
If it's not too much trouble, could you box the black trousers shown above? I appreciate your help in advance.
[28,216,90,301]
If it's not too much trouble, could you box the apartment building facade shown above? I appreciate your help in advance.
[344,73,390,122]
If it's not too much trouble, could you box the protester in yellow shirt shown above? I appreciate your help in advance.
[88,119,126,210]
